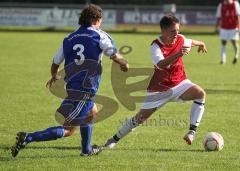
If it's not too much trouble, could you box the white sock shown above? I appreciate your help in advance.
[221,45,226,62]
[116,117,139,139]
[190,99,205,127]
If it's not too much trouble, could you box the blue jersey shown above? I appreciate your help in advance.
[54,26,116,96]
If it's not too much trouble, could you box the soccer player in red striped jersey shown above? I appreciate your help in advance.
[216,0,240,64]
[105,15,207,148]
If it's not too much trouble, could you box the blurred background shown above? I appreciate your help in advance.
[0,0,225,33]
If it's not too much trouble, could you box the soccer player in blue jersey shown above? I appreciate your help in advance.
[11,4,129,157]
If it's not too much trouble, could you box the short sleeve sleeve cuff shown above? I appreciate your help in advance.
[216,4,221,18]
[53,45,64,65]
[150,43,164,65]
[99,31,116,57]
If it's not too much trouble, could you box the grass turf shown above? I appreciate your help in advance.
[0,31,240,170]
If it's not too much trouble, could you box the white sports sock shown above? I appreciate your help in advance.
[221,45,226,62]
[190,99,205,127]
[116,117,139,139]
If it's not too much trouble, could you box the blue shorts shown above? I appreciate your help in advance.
[57,99,94,127]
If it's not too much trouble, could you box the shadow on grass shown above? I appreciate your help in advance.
[0,145,81,151]
[0,154,81,161]
[112,147,205,153]
[156,148,204,152]
[26,146,81,150]
[205,89,240,95]
[0,145,205,161]
[0,145,82,161]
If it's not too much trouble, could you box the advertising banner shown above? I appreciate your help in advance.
[0,7,116,28]
[117,10,216,25]
[0,7,216,27]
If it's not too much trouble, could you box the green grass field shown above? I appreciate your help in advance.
[0,31,240,170]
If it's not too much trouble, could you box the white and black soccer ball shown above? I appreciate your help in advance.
[203,132,224,151]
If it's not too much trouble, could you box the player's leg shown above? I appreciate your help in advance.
[219,29,228,64]
[231,39,239,64]
[105,91,170,149]
[220,40,227,64]
[180,85,206,145]
[16,109,79,144]
[63,126,77,137]
[11,126,77,157]
[11,98,81,157]
[105,107,157,148]
[79,103,102,156]
[24,126,71,143]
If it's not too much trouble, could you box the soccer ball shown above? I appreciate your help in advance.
[203,132,224,151]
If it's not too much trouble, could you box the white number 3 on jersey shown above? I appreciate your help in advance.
[73,44,85,65]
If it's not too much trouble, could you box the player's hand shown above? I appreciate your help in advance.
[178,46,190,56]
[197,43,207,53]
[120,63,129,72]
[46,75,61,88]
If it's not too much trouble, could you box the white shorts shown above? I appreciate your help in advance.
[220,29,239,41]
[142,79,195,109]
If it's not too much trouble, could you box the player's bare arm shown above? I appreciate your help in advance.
[156,46,190,68]
[46,63,60,88]
[192,40,208,53]
[111,53,129,72]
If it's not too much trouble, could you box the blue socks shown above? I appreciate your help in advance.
[80,124,93,154]
[25,124,93,154]
[25,126,64,143]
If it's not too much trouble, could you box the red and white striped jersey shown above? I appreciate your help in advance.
[147,34,192,92]
[216,0,240,29]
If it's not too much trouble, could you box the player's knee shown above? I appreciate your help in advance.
[222,41,227,46]
[84,114,94,124]
[196,88,206,100]
[201,89,206,99]
[84,105,98,124]
[64,128,76,137]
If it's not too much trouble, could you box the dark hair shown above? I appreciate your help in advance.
[159,15,179,29]
[78,4,103,26]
